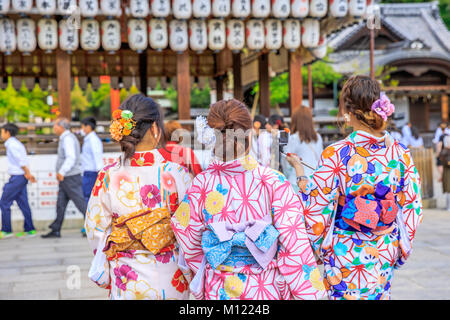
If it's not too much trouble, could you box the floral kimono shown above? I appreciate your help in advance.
[85,149,192,300]
[299,131,423,300]
[171,155,326,300]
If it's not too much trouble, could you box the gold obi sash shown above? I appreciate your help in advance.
[103,207,175,259]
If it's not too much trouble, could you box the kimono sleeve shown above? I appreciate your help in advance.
[398,149,423,264]
[272,177,326,300]
[85,169,113,255]
[170,177,206,274]
[298,146,342,255]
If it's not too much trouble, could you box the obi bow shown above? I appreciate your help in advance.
[201,215,280,270]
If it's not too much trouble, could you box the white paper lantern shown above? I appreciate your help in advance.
[12,0,32,13]
[0,0,10,14]
[101,19,121,53]
[100,0,121,17]
[311,35,327,58]
[310,0,327,18]
[17,18,36,54]
[302,18,319,48]
[59,19,79,53]
[208,19,226,52]
[58,0,77,15]
[149,19,168,51]
[151,0,170,17]
[265,19,282,51]
[246,19,264,51]
[38,19,58,52]
[130,0,150,18]
[169,19,188,52]
[231,0,250,19]
[80,0,99,17]
[80,19,100,52]
[226,19,245,52]
[189,19,207,53]
[192,0,211,18]
[329,0,348,17]
[0,19,15,54]
[36,0,57,15]
[252,0,270,18]
[349,0,366,17]
[212,0,230,18]
[291,0,309,18]
[283,19,301,51]
[172,0,192,20]
[127,19,148,52]
[272,0,290,19]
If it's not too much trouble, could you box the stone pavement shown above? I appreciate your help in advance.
[0,209,449,300]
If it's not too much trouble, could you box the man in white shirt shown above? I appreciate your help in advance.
[42,118,87,238]
[0,124,36,239]
[80,117,104,203]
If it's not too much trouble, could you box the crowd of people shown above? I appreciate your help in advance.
[0,75,431,300]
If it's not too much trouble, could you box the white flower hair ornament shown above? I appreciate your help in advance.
[196,116,216,148]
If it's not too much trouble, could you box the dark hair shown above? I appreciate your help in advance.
[339,75,385,131]
[207,99,252,160]
[81,117,97,130]
[119,94,165,160]
[253,115,267,127]
[291,106,318,143]
[411,126,420,140]
[268,114,286,130]
[2,123,19,137]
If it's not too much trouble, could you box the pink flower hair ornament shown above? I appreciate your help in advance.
[371,93,395,121]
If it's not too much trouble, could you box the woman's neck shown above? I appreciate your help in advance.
[351,123,385,138]
[135,141,157,152]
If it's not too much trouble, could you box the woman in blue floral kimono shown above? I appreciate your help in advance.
[287,75,423,300]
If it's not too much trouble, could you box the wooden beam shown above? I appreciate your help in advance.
[384,85,450,93]
[216,76,224,101]
[139,51,148,96]
[442,93,449,123]
[177,51,190,120]
[56,50,71,119]
[288,51,303,115]
[232,53,243,101]
[258,52,270,117]
[370,28,375,80]
[308,64,313,108]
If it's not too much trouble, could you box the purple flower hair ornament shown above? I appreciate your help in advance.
[371,92,395,121]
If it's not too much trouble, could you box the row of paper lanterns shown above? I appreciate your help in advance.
[0,0,370,19]
[0,17,328,55]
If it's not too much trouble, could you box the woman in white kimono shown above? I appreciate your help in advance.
[85,94,192,300]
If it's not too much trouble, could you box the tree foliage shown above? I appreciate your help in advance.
[252,60,343,107]
[166,82,211,111]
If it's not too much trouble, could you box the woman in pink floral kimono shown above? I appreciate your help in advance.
[287,75,423,300]
[171,99,326,300]
[85,94,192,300]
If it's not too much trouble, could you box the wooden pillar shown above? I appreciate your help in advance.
[258,52,270,117]
[139,51,148,96]
[177,51,190,120]
[288,51,303,115]
[216,76,224,101]
[308,64,313,108]
[56,50,71,119]
[370,28,375,80]
[232,53,243,101]
[442,93,449,122]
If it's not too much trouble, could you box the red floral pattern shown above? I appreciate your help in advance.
[130,151,155,167]
[171,269,189,293]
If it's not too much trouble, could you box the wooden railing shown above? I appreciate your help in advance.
[410,147,434,199]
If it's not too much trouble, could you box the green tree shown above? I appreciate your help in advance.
[166,83,211,112]
[252,60,342,107]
